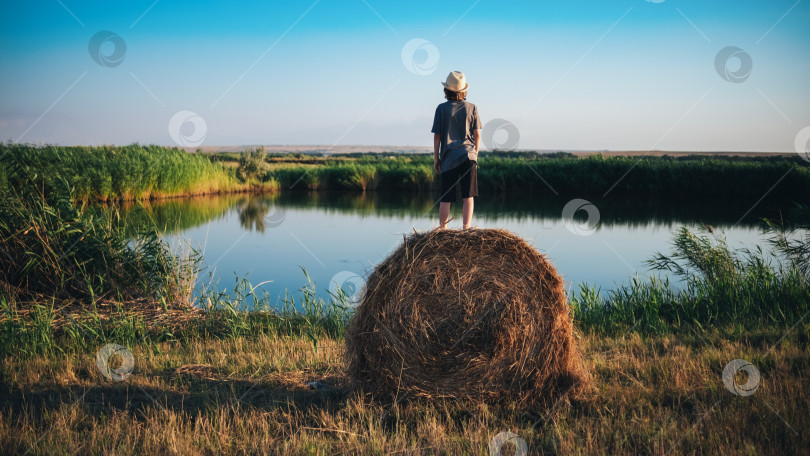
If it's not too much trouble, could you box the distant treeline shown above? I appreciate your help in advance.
[2,143,808,202]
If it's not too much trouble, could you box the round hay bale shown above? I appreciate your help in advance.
[345,228,589,408]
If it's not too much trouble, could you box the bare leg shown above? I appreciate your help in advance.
[439,202,451,229]
[462,197,474,229]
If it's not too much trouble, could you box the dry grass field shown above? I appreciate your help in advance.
[2,325,806,455]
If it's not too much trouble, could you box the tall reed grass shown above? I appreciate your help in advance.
[269,160,433,191]
[0,177,205,357]
[571,225,810,334]
[262,152,810,198]
[0,143,276,203]
[6,143,805,200]
[0,182,190,307]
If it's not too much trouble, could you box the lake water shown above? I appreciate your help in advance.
[120,191,794,308]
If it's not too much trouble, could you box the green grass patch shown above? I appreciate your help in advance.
[572,223,810,334]
[0,142,278,202]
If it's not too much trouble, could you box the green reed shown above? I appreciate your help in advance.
[571,225,810,334]
[261,152,810,198]
[0,142,249,202]
[5,143,806,199]
[0,180,188,306]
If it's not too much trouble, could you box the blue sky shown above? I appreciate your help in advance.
[1,0,808,151]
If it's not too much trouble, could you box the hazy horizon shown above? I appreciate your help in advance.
[175,145,799,155]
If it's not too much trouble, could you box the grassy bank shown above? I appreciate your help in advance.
[0,143,278,203]
[0,185,194,308]
[258,152,810,199]
[4,143,809,202]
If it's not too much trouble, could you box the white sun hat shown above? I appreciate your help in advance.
[442,71,469,92]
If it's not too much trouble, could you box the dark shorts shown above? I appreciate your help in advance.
[439,159,478,202]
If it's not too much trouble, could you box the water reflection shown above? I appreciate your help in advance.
[116,191,802,235]
[115,195,236,234]
[237,197,272,233]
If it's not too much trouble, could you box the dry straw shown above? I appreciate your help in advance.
[346,228,590,408]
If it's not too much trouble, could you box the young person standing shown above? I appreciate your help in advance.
[431,71,482,229]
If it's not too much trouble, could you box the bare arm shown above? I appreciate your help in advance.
[472,129,481,153]
[433,133,441,173]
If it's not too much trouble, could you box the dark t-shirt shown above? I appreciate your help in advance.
[431,100,482,172]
